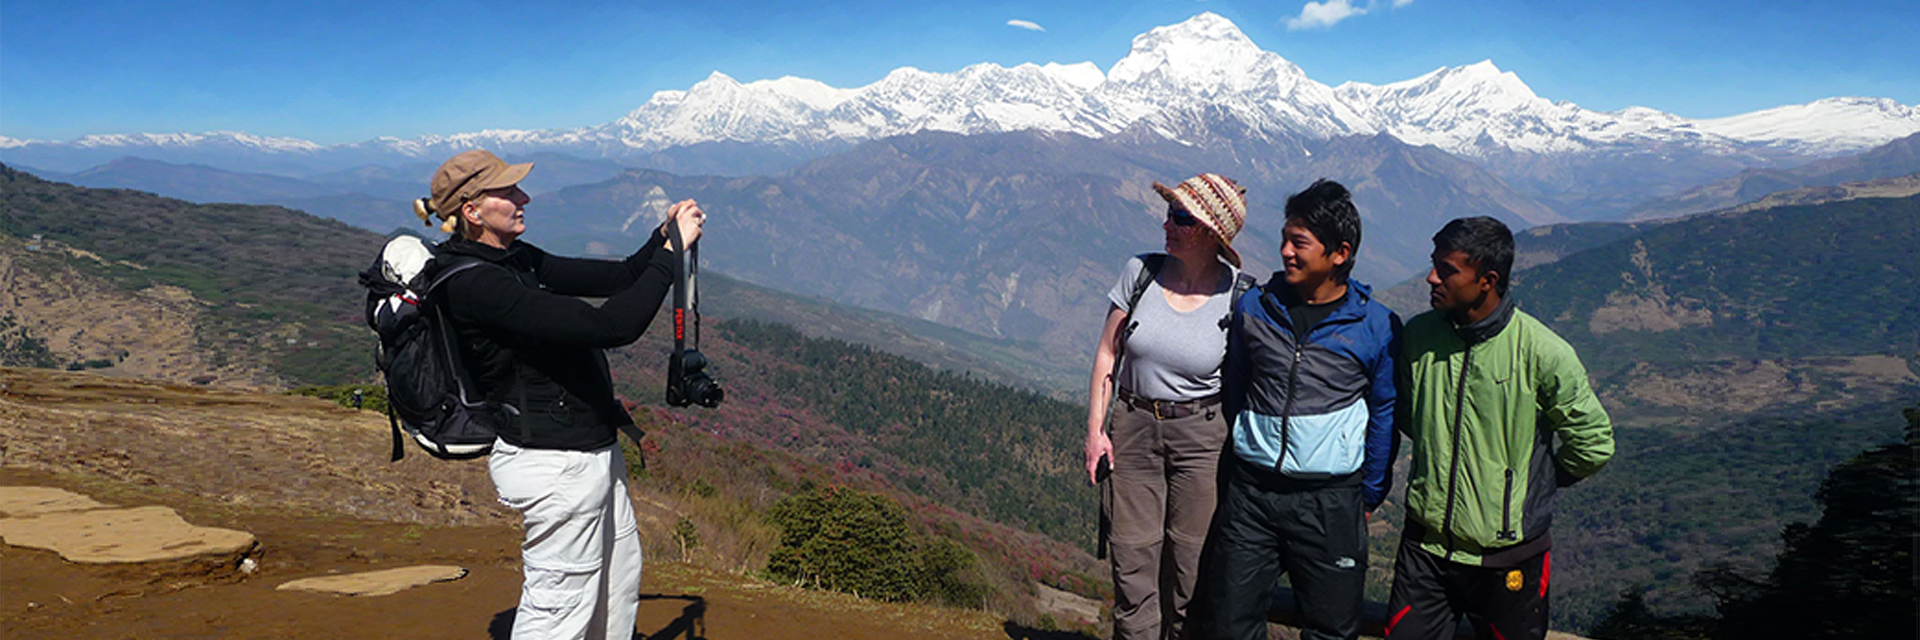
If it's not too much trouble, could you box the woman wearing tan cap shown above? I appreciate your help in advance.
[415,149,706,639]
[1085,173,1251,640]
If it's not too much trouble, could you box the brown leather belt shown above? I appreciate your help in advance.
[1116,387,1222,420]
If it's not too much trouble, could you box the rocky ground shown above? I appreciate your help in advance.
[0,367,1021,640]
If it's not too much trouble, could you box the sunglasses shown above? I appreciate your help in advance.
[1166,207,1200,227]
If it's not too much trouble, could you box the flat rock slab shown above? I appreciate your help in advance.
[0,486,110,517]
[278,565,469,596]
[0,504,257,563]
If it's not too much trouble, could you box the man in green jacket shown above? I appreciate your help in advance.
[1386,217,1614,640]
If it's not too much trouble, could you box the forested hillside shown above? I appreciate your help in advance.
[1514,194,1919,376]
[1588,406,1917,639]
[1551,401,1911,629]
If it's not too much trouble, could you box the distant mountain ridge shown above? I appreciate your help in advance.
[525,127,1570,358]
[5,13,1915,178]
[1624,132,1920,220]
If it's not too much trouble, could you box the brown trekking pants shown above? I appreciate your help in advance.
[1106,395,1229,640]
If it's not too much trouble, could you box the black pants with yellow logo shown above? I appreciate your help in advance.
[1383,536,1550,640]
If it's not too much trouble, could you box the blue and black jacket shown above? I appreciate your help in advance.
[1223,277,1402,509]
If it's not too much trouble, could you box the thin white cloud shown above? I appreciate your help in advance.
[1007,19,1046,32]
[1287,0,1411,30]
[1288,0,1367,30]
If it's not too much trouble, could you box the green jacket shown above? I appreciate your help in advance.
[1398,303,1614,566]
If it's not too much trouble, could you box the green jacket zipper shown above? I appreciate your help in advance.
[1438,342,1473,560]
[1500,468,1517,541]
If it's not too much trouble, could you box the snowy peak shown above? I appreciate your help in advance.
[63,131,324,153]
[1693,97,1920,155]
[1349,60,1541,107]
[744,76,856,110]
[1041,62,1105,90]
[1107,12,1301,94]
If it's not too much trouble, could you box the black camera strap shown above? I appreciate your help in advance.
[666,221,699,355]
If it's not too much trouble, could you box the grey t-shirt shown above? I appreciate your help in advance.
[1106,255,1238,402]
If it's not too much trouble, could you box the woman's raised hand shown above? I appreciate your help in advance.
[663,199,706,248]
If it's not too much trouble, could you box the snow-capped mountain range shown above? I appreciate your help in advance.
[5,12,1917,168]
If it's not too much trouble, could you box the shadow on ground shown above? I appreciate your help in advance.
[487,594,709,640]
[1003,621,1099,640]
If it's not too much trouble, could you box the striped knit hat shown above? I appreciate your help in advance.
[1153,173,1247,268]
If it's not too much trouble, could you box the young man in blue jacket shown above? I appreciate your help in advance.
[1203,179,1401,640]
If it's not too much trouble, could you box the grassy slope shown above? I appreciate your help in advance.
[0,165,371,384]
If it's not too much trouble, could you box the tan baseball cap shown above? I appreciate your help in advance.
[418,150,533,232]
[1153,173,1247,268]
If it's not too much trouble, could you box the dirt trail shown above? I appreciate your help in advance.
[0,368,1017,639]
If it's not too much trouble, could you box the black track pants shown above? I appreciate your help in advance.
[1384,536,1549,640]
[1201,459,1367,640]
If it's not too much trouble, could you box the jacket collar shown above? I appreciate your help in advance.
[1451,294,1515,345]
[1259,276,1374,329]
[437,235,529,263]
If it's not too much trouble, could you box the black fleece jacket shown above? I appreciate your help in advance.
[432,230,675,451]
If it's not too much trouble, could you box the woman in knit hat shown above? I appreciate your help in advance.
[1084,173,1249,640]
[416,149,707,640]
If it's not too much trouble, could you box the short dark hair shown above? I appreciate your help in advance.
[1283,179,1362,280]
[1432,217,1514,295]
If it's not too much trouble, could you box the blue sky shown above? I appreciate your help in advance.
[3,0,1915,144]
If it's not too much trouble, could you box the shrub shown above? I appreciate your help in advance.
[672,516,702,561]
[766,485,983,606]
[290,383,388,413]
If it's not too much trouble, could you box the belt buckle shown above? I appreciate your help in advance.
[1153,400,1168,420]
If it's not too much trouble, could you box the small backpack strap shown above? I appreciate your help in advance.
[389,404,406,462]
[1125,254,1166,317]
[1232,272,1256,299]
[1221,272,1257,329]
[617,422,648,470]
[423,257,487,294]
[1110,253,1166,393]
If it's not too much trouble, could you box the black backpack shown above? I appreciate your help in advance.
[358,235,498,461]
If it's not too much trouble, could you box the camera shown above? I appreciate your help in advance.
[666,348,724,408]
[663,203,723,409]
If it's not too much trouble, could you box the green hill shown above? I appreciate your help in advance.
[1513,194,1919,376]
[0,164,372,384]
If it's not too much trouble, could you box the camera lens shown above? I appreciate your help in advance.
[694,378,724,407]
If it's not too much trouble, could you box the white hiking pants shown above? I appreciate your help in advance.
[490,439,642,640]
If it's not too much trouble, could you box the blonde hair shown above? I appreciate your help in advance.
[413,197,473,237]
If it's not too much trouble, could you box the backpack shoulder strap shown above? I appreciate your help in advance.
[1125,253,1167,314]
[1221,271,1257,330]
[1232,272,1256,299]
[1109,253,1166,399]
[423,256,488,294]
